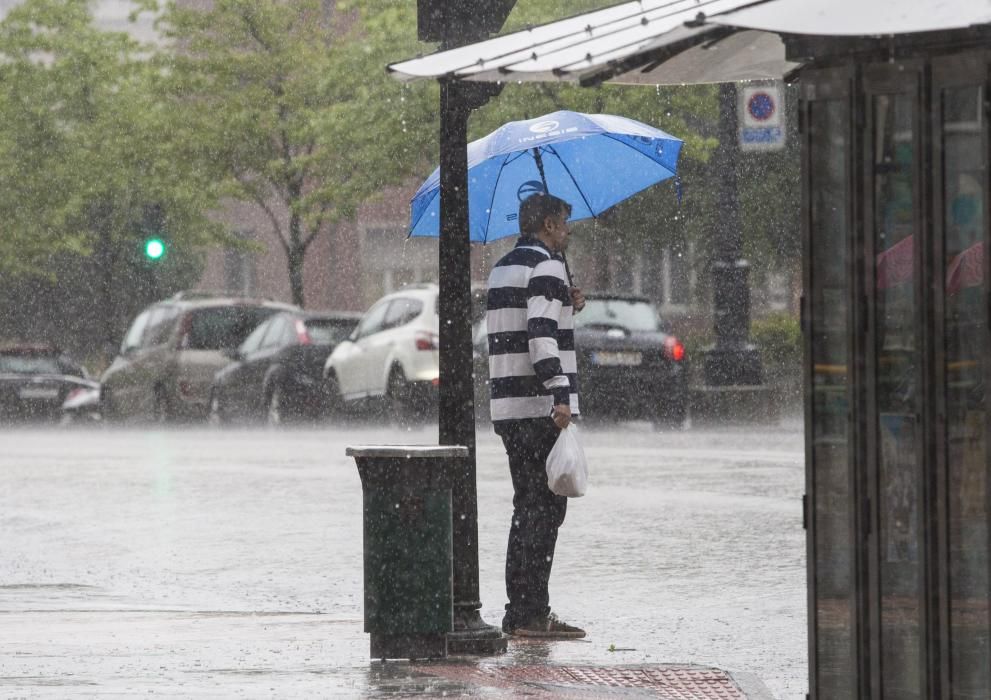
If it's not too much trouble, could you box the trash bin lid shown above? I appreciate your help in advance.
[345,445,469,459]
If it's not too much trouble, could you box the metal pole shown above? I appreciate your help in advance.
[704,82,763,386]
[437,79,506,653]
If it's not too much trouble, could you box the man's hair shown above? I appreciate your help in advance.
[519,193,572,236]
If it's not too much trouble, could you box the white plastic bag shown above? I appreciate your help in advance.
[545,424,588,497]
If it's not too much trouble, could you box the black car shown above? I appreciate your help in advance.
[574,294,687,426]
[0,345,99,423]
[473,293,687,426]
[208,310,360,424]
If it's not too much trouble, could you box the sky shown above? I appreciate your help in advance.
[0,0,158,42]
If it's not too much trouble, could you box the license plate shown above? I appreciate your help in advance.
[19,387,59,400]
[591,351,642,366]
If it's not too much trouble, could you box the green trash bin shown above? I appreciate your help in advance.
[347,444,468,661]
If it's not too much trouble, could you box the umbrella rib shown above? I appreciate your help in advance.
[543,144,598,218]
[482,153,515,244]
[407,188,439,237]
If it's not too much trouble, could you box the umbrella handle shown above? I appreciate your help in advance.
[562,252,575,288]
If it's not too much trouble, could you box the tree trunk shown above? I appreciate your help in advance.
[287,243,305,308]
[286,205,306,308]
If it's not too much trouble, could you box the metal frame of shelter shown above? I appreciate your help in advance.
[393,1,991,694]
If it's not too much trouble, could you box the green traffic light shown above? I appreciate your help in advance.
[145,238,166,260]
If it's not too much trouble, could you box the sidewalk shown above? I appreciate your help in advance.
[1,606,778,698]
[1,424,805,698]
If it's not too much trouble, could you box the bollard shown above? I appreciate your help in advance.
[347,445,468,661]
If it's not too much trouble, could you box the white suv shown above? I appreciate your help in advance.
[323,284,439,415]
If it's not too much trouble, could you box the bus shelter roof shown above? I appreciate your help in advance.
[387,0,991,86]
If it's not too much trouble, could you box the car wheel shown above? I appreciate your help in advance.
[100,387,117,424]
[266,385,285,426]
[208,389,224,427]
[152,387,172,424]
[323,372,343,420]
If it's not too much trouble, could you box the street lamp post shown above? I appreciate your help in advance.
[421,0,516,655]
[703,82,763,387]
[437,79,505,653]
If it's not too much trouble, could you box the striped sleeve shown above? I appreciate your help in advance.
[527,258,571,407]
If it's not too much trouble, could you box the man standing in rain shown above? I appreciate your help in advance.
[486,192,586,638]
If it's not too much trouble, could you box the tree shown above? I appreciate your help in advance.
[0,0,227,355]
[156,0,437,308]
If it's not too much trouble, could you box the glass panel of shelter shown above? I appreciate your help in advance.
[865,66,926,699]
[805,72,858,698]
[806,55,990,700]
[932,53,989,700]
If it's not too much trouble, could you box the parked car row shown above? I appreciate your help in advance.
[99,285,440,425]
[100,291,299,422]
[3,286,687,428]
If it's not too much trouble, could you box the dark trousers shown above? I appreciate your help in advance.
[494,417,567,630]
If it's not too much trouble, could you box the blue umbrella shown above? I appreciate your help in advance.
[408,110,683,243]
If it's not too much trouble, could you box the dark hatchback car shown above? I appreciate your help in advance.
[574,294,687,425]
[473,293,687,426]
[209,310,361,424]
[0,345,98,422]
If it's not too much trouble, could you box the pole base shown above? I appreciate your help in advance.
[370,633,447,661]
[447,608,507,655]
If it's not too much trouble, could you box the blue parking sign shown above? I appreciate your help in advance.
[739,83,785,151]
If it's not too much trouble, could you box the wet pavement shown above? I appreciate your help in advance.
[1,420,806,698]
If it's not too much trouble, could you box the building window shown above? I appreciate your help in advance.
[360,225,438,305]
[642,244,693,312]
[224,231,256,296]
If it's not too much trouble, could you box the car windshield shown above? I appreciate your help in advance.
[305,319,357,345]
[574,299,661,332]
[187,307,279,350]
[0,354,63,374]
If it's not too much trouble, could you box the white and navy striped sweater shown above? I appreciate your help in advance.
[486,237,580,423]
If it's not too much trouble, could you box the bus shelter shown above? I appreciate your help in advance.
[391,1,991,696]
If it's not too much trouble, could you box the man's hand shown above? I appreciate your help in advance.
[570,286,586,313]
[552,403,572,430]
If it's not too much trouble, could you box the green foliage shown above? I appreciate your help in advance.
[154,0,438,306]
[0,0,225,357]
[503,0,618,32]
[752,312,801,367]
[0,0,223,277]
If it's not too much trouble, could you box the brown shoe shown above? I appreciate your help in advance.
[509,612,586,639]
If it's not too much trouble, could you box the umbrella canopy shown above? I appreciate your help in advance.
[408,110,682,243]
